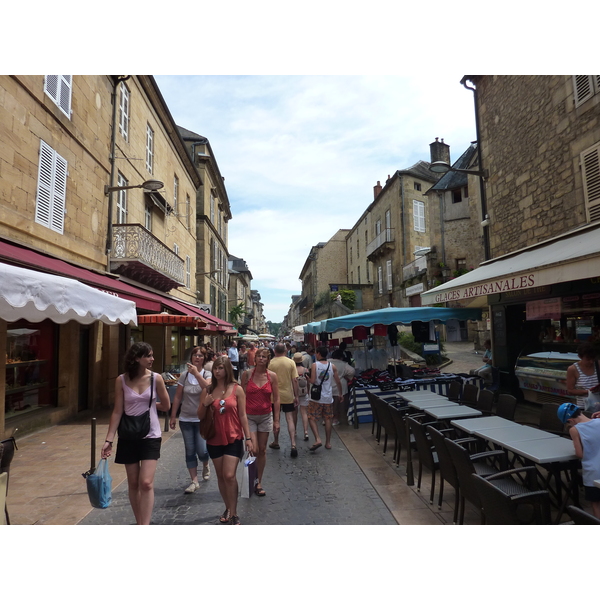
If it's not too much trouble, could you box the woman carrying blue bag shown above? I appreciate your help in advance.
[101,342,170,525]
[86,458,112,509]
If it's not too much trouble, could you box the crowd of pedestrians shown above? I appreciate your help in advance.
[102,337,355,525]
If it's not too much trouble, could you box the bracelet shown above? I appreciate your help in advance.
[245,437,251,440]
[105,440,113,445]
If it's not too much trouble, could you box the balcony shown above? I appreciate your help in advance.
[366,228,394,259]
[110,223,185,292]
[402,255,428,281]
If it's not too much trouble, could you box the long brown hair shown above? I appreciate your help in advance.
[123,342,153,380]
[208,356,235,394]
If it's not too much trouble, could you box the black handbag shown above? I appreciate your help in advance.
[310,362,330,401]
[118,374,154,441]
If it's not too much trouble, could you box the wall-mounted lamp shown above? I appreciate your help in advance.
[481,214,491,227]
[196,269,219,276]
[429,161,488,179]
[104,179,164,195]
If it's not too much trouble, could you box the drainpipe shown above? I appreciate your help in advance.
[106,75,130,256]
[461,76,491,261]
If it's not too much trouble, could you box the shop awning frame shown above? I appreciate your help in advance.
[420,222,600,306]
[0,262,137,326]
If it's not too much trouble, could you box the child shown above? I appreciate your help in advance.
[557,402,600,519]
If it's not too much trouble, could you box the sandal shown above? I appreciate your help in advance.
[269,442,280,449]
[219,509,231,524]
[230,515,241,525]
[255,485,266,497]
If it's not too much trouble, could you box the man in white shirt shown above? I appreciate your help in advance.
[228,341,239,380]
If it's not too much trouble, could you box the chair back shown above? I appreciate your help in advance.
[496,394,517,421]
[365,391,380,424]
[476,389,495,414]
[462,383,479,407]
[447,381,462,402]
[389,405,412,449]
[471,473,551,524]
[566,505,600,525]
[444,437,482,508]
[407,416,436,470]
[372,396,396,434]
[427,426,458,489]
[538,403,566,435]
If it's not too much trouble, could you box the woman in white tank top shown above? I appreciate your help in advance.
[566,342,600,410]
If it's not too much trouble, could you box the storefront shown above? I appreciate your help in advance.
[421,223,600,403]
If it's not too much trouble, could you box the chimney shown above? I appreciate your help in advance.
[374,181,382,199]
[429,137,450,165]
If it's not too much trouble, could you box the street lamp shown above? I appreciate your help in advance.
[429,161,488,179]
[104,179,164,195]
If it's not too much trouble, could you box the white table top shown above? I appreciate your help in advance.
[451,416,516,434]
[477,425,559,445]
[594,480,600,489]
[495,437,578,464]
[424,405,482,420]
[408,398,455,409]
[398,390,445,401]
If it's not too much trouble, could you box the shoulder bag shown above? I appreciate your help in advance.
[199,402,216,440]
[310,362,331,401]
[117,373,154,441]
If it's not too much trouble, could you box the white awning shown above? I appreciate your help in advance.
[421,223,600,306]
[0,262,138,326]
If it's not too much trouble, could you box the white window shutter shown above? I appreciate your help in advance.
[582,143,600,222]
[378,266,383,294]
[51,152,67,233]
[35,140,54,228]
[44,76,59,104]
[386,260,393,291]
[574,75,594,107]
[59,76,72,117]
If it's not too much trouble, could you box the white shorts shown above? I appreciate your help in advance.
[247,412,273,433]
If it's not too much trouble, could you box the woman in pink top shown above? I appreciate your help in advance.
[241,347,280,496]
[101,342,170,525]
[198,356,253,524]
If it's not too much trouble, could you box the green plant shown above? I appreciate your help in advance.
[330,289,356,309]
[397,332,446,365]
[228,302,246,326]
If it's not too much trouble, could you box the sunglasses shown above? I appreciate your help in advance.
[219,399,226,414]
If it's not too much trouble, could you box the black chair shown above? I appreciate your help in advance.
[407,416,441,505]
[520,403,567,436]
[389,403,415,467]
[460,383,479,408]
[371,396,399,457]
[365,391,381,440]
[476,389,495,415]
[566,505,600,525]
[471,468,552,525]
[0,436,18,525]
[444,436,507,524]
[496,394,517,421]
[446,381,462,403]
[427,425,461,523]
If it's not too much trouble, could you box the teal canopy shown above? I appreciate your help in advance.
[303,306,482,334]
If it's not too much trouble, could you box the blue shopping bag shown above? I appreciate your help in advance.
[85,458,112,509]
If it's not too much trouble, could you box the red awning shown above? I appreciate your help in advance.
[138,314,207,327]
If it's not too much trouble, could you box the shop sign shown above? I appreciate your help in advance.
[433,274,537,304]
[405,283,424,297]
[517,374,572,399]
[526,298,561,320]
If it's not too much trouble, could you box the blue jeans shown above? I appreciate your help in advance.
[179,421,209,468]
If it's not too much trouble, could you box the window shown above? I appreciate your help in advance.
[186,256,191,289]
[173,243,179,255]
[357,239,360,258]
[413,200,426,232]
[357,265,361,284]
[375,219,381,237]
[414,182,422,192]
[378,266,383,294]
[118,82,130,141]
[452,188,462,203]
[146,123,154,174]
[210,194,215,222]
[44,76,72,118]
[385,209,391,231]
[582,142,600,222]
[386,260,393,291]
[456,258,467,271]
[144,203,152,231]
[350,247,352,264]
[173,175,179,215]
[116,172,127,224]
[35,139,67,234]
[574,76,600,108]
[186,194,191,229]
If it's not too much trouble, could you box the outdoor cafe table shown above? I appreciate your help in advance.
[424,405,482,420]
[408,398,456,410]
[451,415,518,435]
[397,390,447,402]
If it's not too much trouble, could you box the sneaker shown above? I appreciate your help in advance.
[291,446,298,458]
[332,420,340,426]
[202,463,211,480]
[184,481,200,494]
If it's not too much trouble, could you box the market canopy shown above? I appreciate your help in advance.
[304,306,482,334]
[0,262,137,326]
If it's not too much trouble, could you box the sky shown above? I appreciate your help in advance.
[155,74,477,323]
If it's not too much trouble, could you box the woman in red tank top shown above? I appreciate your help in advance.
[241,347,280,496]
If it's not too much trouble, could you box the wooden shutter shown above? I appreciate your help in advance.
[574,75,597,108]
[44,75,72,118]
[386,260,393,291]
[35,140,66,234]
[582,143,600,222]
[378,266,383,294]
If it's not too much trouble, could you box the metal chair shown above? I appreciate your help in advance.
[496,394,517,421]
[365,391,381,440]
[0,436,18,525]
[476,389,495,415]
[371,395,398,457]
[471,467,552,524]
[427,425,461,523]
[444,436,507,524]
[446,381,462,403]
[460,383,479,408]
[407,416,440,505]
[566,505,600,525]
[388,403,415,467]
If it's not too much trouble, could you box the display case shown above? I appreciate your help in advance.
[515,351,579,404]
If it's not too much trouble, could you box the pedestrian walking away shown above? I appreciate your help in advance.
[101,342,171,525]
[169,346,212,494]
[197,356,253,524]
[308,346,342,451]
[293,352,311,441]
[269,343,300,457]
[241,347,280,496]
[228,341,240,380]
